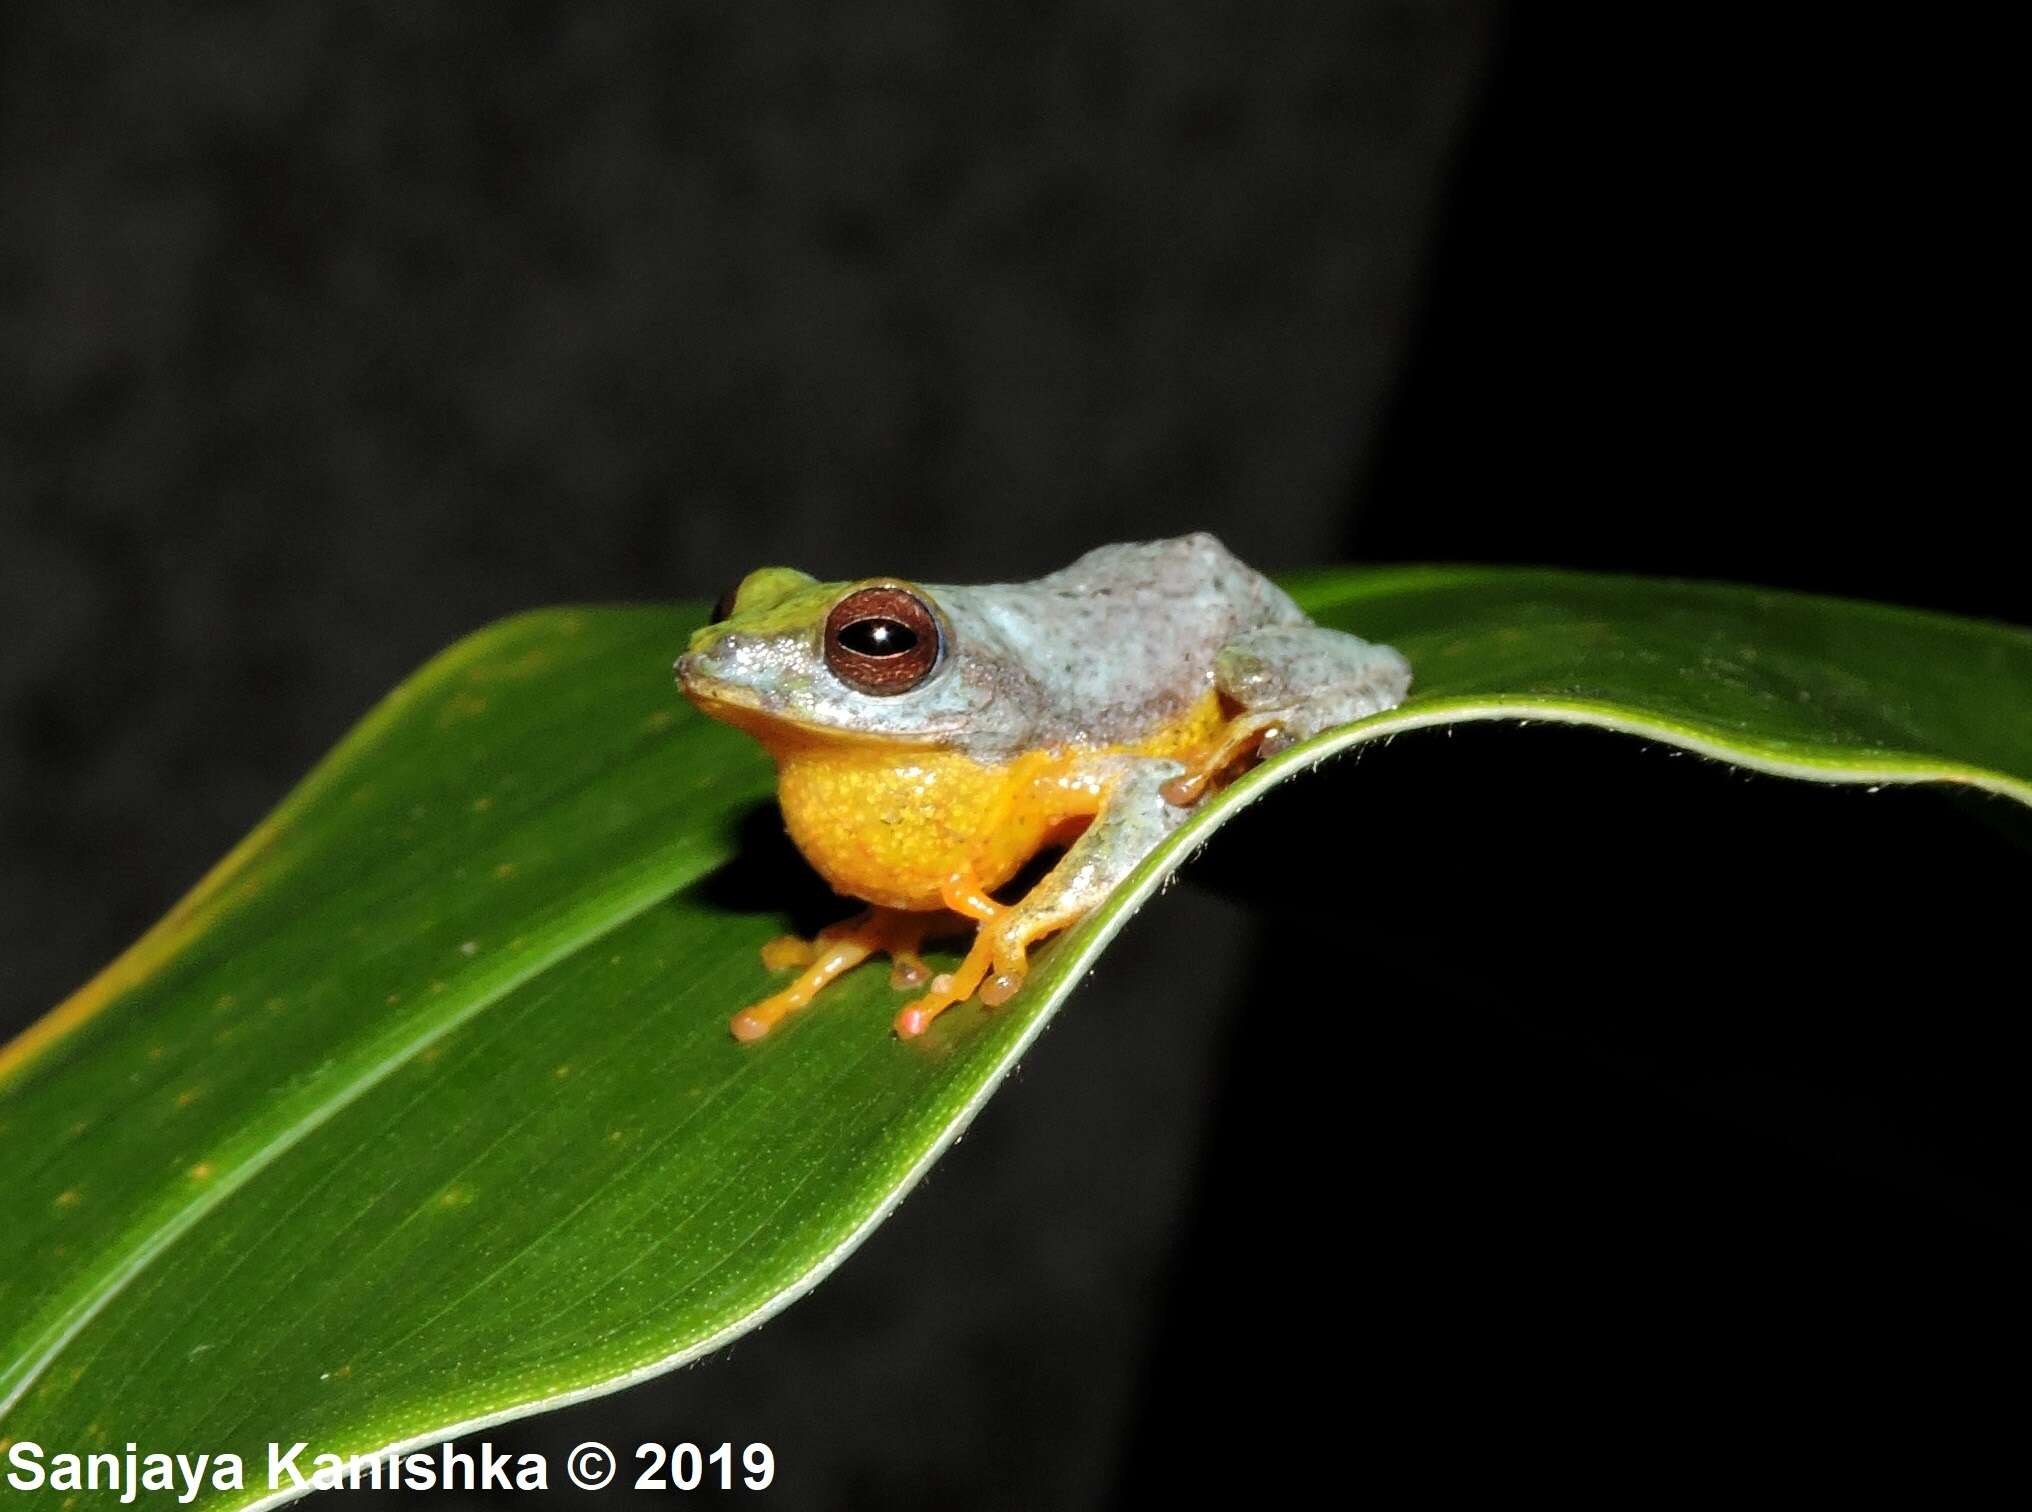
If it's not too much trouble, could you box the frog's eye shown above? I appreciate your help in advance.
[824,586,941,695]
[711,583,742,623]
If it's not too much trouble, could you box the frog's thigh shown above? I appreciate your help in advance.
[895,759,1190,1036]
[1214,625,1411,756]
[1162,626,1412,806]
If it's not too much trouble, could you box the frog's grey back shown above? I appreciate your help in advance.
[933,533,1306,752]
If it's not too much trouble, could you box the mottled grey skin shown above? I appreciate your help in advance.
[919,534,1306,756]
[678,532,1409,763]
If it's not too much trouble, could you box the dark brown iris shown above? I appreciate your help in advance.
[823,585,941,695]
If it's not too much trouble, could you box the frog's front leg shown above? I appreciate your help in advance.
[733,907,944,1042]
[894,759,1191,1039]
[1162,625,1412,805]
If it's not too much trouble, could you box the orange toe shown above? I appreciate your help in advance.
[978,969,1025,1007]
[759,934,816,971]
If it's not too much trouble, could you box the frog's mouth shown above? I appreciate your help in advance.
[674,653,791,730]
[675,652,936,749]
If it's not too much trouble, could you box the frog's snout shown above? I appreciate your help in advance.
[675,646,735,702]
[676,631,779,717]
[675,625,733,684]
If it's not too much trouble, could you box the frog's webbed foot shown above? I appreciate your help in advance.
[895,761,1192,1038]
[734,908,940,1042]
[1161,625,1411,805]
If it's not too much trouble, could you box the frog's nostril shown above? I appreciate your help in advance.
[679,628,766,685]
[678,635,744,685]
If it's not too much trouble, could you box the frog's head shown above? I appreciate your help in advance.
[677,566,1003,748]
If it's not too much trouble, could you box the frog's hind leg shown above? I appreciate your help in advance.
[733,907,937,1042]
[895,760,1192,1038]
[1161,626,1411,805]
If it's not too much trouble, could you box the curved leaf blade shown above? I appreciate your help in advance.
[1293,567,2029,799]
[1,568,2024,1509]
[0,607,771,1412]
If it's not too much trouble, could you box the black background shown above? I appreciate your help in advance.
[3,4,2024,1508]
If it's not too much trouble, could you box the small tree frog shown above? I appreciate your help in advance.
[675,533,1410,1041]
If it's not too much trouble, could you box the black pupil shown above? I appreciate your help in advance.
[838,617,916,657]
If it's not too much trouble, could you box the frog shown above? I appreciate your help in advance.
[675,532,1411,1042]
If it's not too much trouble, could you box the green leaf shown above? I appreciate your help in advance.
[3,568,2025,1507]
